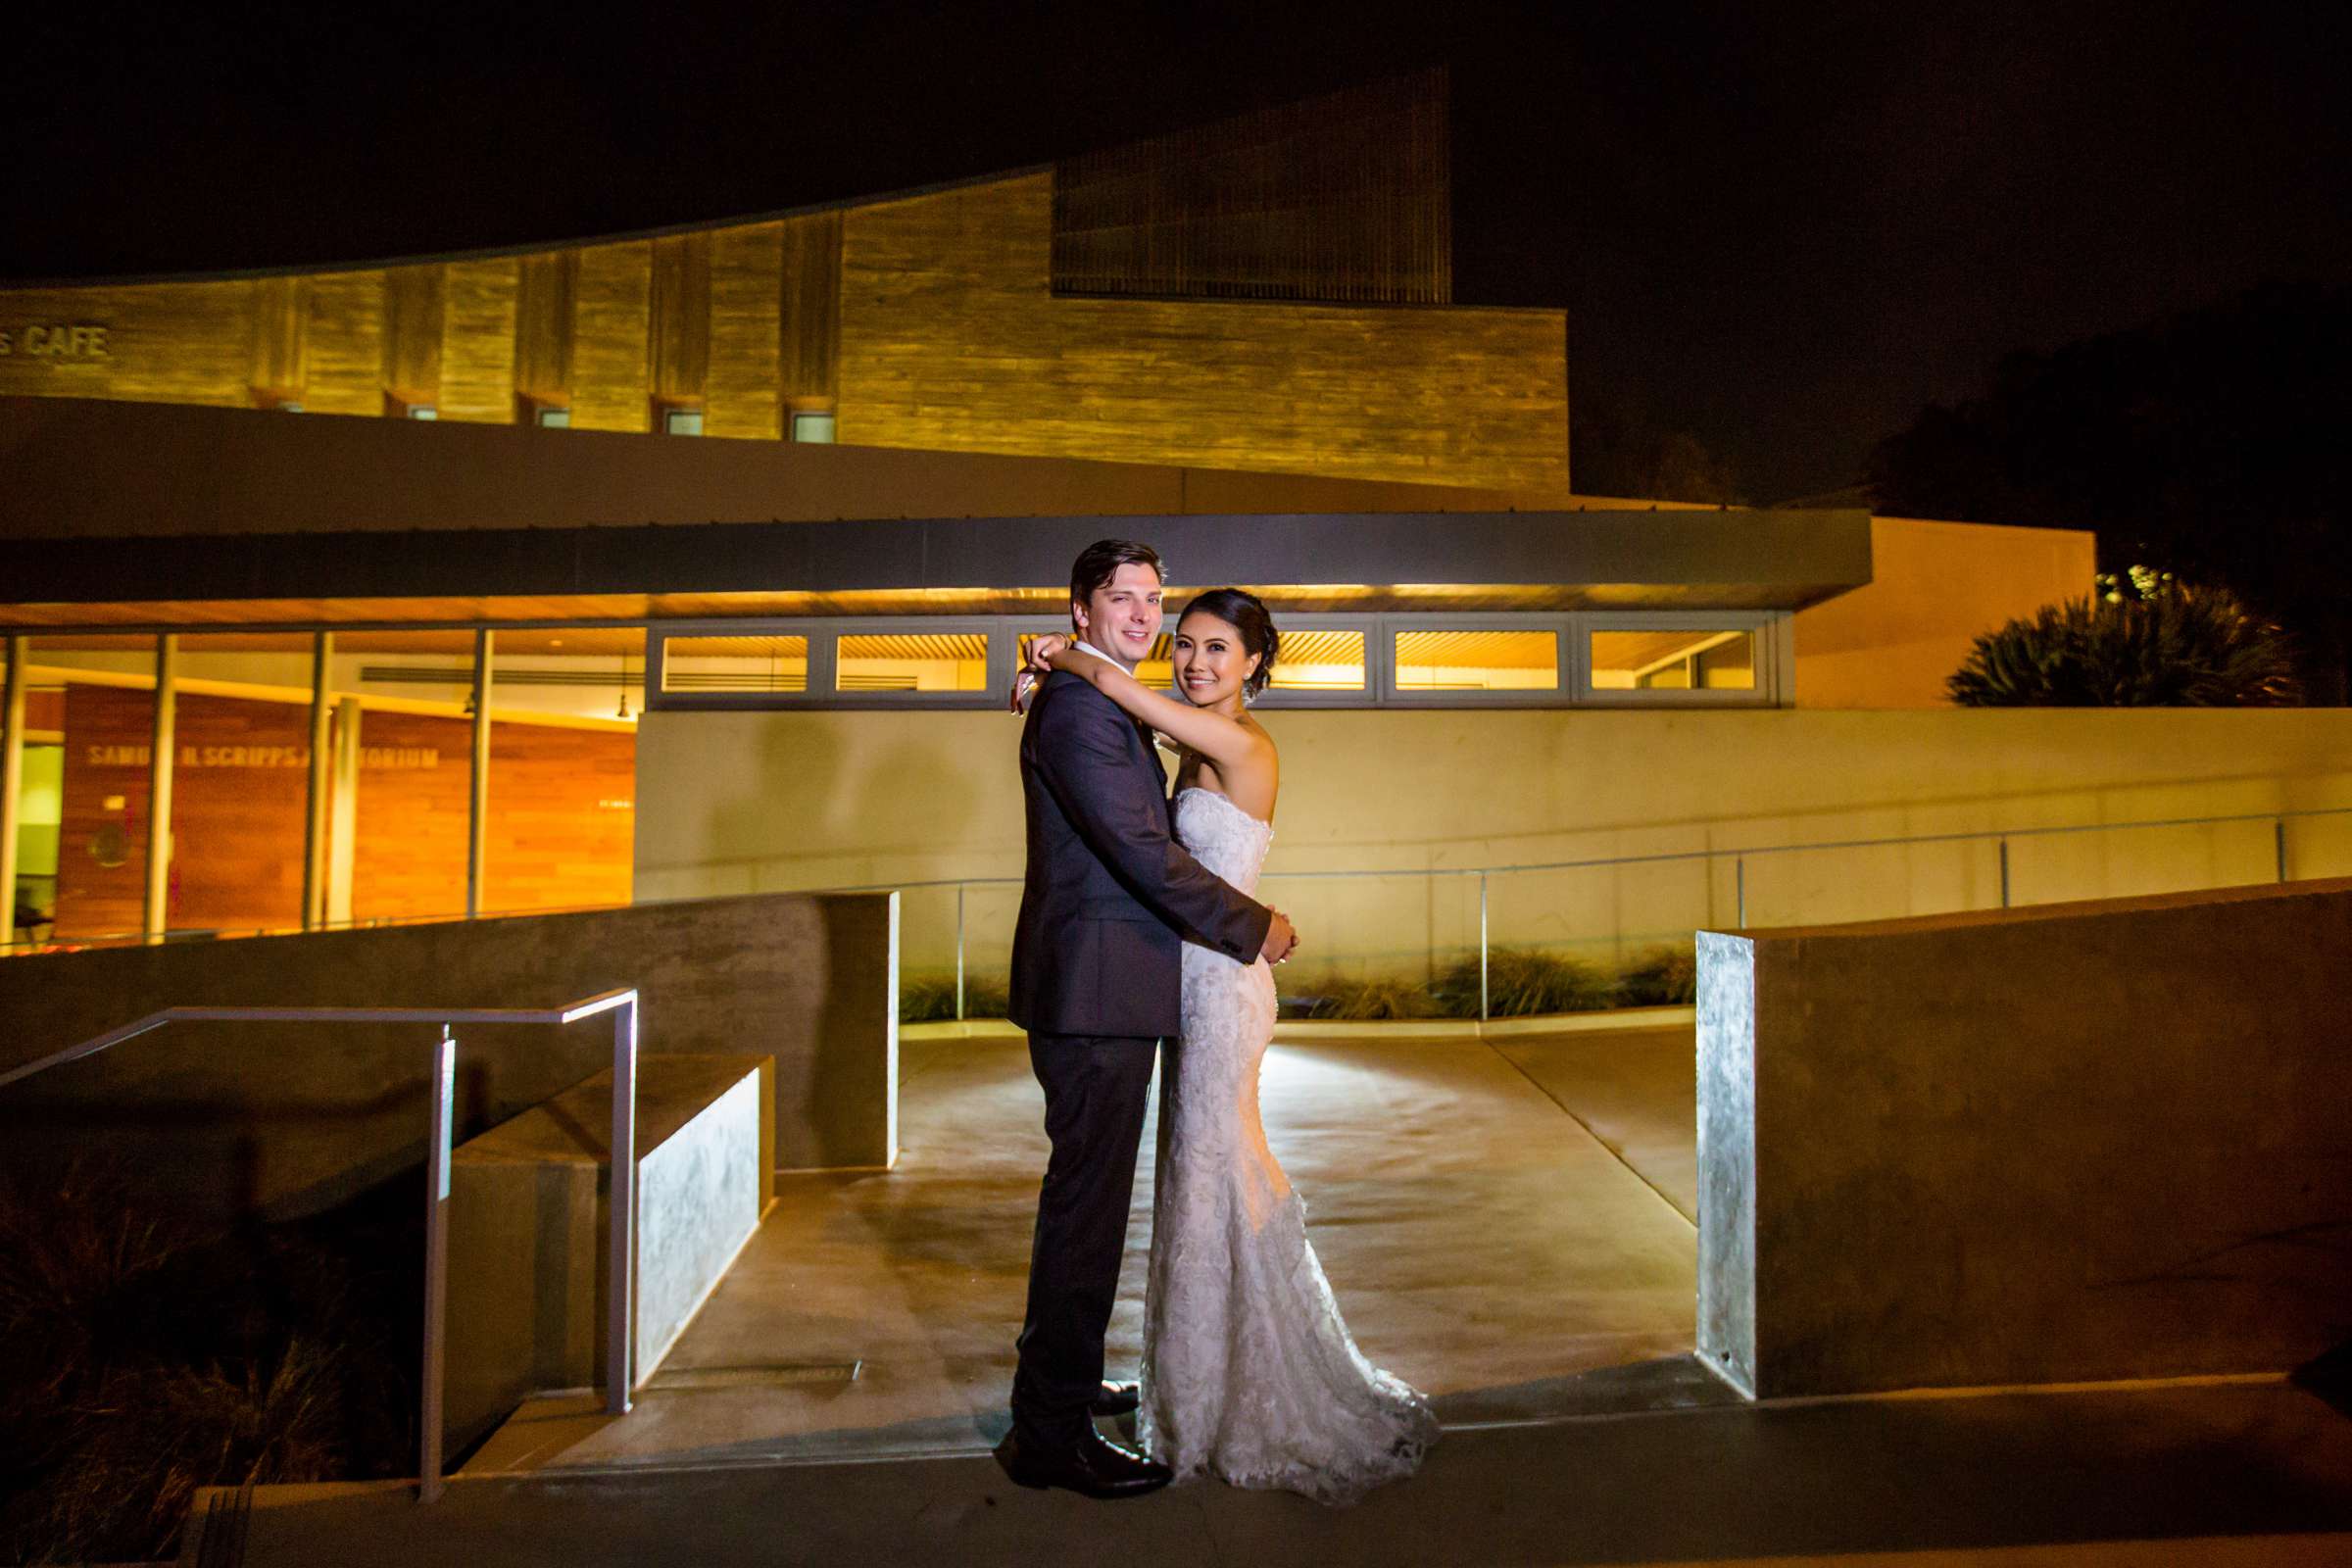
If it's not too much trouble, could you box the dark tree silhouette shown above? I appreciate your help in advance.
[1867,283,2352,703]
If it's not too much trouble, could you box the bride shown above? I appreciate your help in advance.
[1024,588,1437,1505]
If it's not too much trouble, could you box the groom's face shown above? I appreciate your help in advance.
[1074,563,1164,670]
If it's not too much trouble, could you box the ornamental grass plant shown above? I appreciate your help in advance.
[0,1161,417,1566]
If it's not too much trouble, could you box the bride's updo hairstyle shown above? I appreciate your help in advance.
[1179,588,1280,700]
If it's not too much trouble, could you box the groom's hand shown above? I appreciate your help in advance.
[1259,908,1298,964]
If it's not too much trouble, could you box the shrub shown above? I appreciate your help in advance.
[899,971,1009,1023]
[0,1161,416,1566]
[1292,974,1446,1021]
[1616,944,1698,1006]
[1949,572,2301,707]
[1433,947,1619,1017]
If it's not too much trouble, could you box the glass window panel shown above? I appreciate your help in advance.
[1590,629,1756,692]
[326,630,480,926]
[663,407,704,436]
[660,635,808,695]
[791,412,836,443]
[481,627,641,915]
[1394,629,1557,692]
[166,633,318,937]
[1268,627,1366,692]
[32,634,154,941]
[837,633,989,693]
[537,406,570,429]
[1017,631,1177,689]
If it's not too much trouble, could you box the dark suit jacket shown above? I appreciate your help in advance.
[1007,670,1272,1037]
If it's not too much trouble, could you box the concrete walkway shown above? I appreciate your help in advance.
[207,1378,2352,1566]
[468,1027,1704,1473]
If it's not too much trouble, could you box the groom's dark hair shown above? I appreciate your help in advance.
[1070,538,1164,612]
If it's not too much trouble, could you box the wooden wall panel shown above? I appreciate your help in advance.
[514,252,577,405]
[706,221,782,439]
[571,241,653,431]
[305,270,387,416]
[482,722,634,912]
[649,233,710,409]
[247,275,311,402]
[351,708,468,921]
[439,259,520,421]
[780,212,841,409]
[53,683,152,939]
[839,173,1568,492]
[382,265,446,406]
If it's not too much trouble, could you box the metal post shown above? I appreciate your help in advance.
[955,885,967,1022]
[0,636,24,949]
[1735,857,1746,928]
[145,634,178,944]
[2276,817,2288,884]
[302,634,333,930]
[1998,838,2011,908]
[1478,872,1490,1022]
[466,630,493,919]
[607,1000,638,1416]
[419,1027,456,1504]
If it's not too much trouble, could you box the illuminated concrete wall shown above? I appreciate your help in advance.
[1792,516,2099,709]
[634,707,2352,984]
[835,174,1567,490]
[1699,878,2352,1396]
[0,173,1566,493]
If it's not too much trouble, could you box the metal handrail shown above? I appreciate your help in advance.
[0,988,642,1505]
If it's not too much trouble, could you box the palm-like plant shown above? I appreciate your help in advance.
[1949,572,2302,707]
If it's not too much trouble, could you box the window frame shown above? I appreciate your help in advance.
[1574,610,1783,708]
[1380,613,1569,709]
[642,610,1788,712]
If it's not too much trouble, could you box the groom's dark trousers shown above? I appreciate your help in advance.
[1006,670,1270,1443]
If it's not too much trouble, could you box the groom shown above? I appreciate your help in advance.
[1000,538,1298,1499]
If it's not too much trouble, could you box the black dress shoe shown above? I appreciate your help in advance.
[997,1427,1173,1499]
[1090,1380,1141,1417]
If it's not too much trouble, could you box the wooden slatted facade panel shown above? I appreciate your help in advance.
[439,259,520,422]
[650,233,711,410]
[248,275,310,402]
[381,265,445,407]
[780,211,842,410]
[514,251,577,406]
[1053,69,1451,305]
[571,241,653,432]
[305,270,386,416]
[707,221,783,438]
[838,174,1566,492]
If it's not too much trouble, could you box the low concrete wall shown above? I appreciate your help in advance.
[0,892,894,1219]
[1697,877,2352,1398]
[443,1054,772,1451]
[636,705,2352,980]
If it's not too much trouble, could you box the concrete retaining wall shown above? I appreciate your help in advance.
[634,706,2352,981]
[1697,876,2352,1397]
[444,1054,772,1451]
[0,892,895,1219]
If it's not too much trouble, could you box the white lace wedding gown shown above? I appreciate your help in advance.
[1137,786,1439,1505]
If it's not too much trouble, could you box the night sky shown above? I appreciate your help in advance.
[4,0,2343,501]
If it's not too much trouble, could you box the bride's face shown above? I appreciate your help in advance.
[1171,612,1261,707]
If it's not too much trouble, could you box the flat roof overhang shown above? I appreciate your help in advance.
[1,396,1870,627]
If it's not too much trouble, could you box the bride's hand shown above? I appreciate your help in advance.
[1027,633,1070,672]
[1008,669,1038,715]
